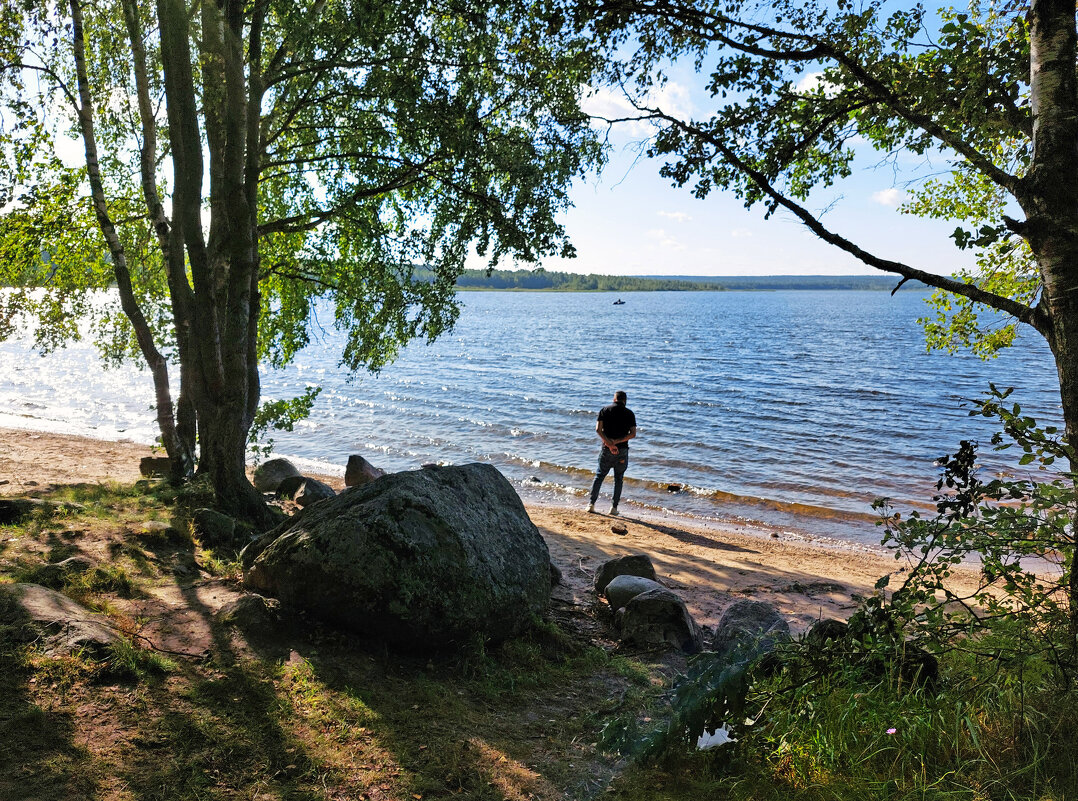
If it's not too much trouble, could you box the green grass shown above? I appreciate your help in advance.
[0,480,661,801]
[602,645,1078,801]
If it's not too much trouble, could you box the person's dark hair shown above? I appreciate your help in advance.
[614,390,627,404]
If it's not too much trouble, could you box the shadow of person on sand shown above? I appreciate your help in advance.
[607,513,759,555]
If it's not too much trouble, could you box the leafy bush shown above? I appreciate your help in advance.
[870,385,1076,675]
[248,386,322,459]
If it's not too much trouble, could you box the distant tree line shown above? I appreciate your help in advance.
[447,268,725,291]
[665,275,928,291]
[436,268,928,292]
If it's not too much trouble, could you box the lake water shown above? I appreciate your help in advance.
[0,290,1061,544]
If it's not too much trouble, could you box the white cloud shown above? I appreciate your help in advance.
[581,81,694,136]
[871,188,907,207]
[730,228,753,238]
[657,210,692,223]
[645,228,687,252]
[795,71,840,98]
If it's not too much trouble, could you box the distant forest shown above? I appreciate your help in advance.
[447,268,926,292]
[451,268,724,291]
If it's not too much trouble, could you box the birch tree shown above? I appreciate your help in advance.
[0,0,598,523]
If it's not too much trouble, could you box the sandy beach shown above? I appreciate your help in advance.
[0,425,983,635]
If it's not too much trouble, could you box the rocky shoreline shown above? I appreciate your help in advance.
[0,425,983,635]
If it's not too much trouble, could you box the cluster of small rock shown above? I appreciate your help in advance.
[251,454,385,505]
[594,552,793,658]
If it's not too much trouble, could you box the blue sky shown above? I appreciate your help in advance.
[544,72,979,279]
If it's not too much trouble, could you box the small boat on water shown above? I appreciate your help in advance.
[612,299,625,305]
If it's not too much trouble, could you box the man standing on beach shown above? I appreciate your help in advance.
[587,390,637,516]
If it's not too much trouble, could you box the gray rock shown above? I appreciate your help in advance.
[241,463,551,651]
[54,556,95,574]
[605,574,665,612]
[711,599,791,661]
[345,454,385,487]
[594,553,657,594]
[805,617,849,646]
[139,456,172,478]
[252,458,301,493]
[216,594,281,631]
[193,508,241,550]
[3,583,120,657]
[274,474,307,500]
[33,556,96,588]
[616,588,700,652]
[295,477,335,507]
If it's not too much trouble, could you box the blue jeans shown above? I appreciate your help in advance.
[590,446,628,506]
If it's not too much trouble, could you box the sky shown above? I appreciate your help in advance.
[542,71,978,279]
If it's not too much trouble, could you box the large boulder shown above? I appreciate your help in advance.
[594,554,657,595]
[616,588,700,652]
[241,463,551,651]
[253,458,301,493]
[345,454,385,487]
[604,574,665,612]
[711,599,791,661]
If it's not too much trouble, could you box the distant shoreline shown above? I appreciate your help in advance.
[449,268,928,292]
[455,284,925,292]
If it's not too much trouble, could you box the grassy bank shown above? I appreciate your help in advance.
[0,481,665,800]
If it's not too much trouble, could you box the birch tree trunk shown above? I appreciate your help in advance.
[1021,0,1078,635]
[70,0,191,480]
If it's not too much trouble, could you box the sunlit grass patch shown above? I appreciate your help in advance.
[197,549,241,579]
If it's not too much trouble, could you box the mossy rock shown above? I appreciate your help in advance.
[241,463,551,651]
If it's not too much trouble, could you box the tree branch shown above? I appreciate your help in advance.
[645,107,1049,337]
[601,0,1022,194]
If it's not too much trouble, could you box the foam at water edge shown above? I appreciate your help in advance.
[259,453,346,477]
[0,412,158,445]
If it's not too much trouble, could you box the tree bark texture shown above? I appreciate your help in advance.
[152,0,272,526]
[1022,0,1078,638]
[70,0,190,479]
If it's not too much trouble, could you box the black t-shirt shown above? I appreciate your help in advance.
[598,402,637,442]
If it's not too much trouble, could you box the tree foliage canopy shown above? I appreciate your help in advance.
[1,0,599,369]
[575,0,1078,629]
